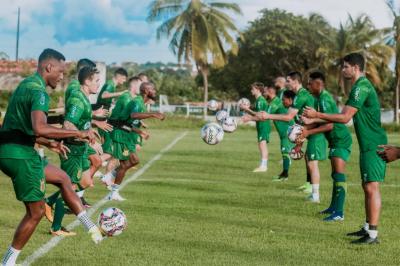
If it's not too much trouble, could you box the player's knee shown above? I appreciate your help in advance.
[129,153,139,166]
[90,155,102,169]
[31,206,45,221]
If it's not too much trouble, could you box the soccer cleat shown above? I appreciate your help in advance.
[350,235,379,245]
[347,228,369,237]
[323,213,344,222]
[302,184,312,194]
[306,194,320,203]
[44,202,54,223]
[50,227,77,237]
[319,208,334,215]
[89,226,104,244]
[253,166,267,172]
[297,182,309,190]
[81,197,92,208]
[108,191,126,201]
[272,176,288,182]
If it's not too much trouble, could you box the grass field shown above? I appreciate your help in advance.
[1,125,400,265]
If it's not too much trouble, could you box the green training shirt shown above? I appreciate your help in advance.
[255,95,270,132]
[268,96,293,139]
[0,72,49,158]
[64,79,80,107]
[277,87,288,101]
[292,87,315,123]
[64,89,92,131]
[345,76,387,152]
[110,91,135,126]
[317,90,352,149]
[96,79,115,109]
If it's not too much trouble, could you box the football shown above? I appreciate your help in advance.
[207,99,219,111]
[201,123,224,145]
[222,117,237,133]
[237,98,250,110]
[98,207,127,237]
[287,124,304,143]
[216,110,229,123]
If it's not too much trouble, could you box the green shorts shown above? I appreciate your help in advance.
[306,133,327,161]
[99,128,113,155]
[280,137,294,156]
[60,144,89,184]
[0,155,46,202]
[360,150,386,183]
[256,127,270,143]
[329,147,351,162]
[111,129,136,161]
[83,145,97,170]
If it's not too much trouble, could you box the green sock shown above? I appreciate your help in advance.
[51,197,65,231]
[46,191,61,207]
[282,155,290,171]
[327,181,336,210]
[333,173,346,214]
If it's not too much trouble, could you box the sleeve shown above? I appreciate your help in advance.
[104,82,115,94]
[31,90,49,113]
[346,86,368,109]
[267,102,278,114]
[293,94,306,111]
[64,98,84,125]
[131,100,142,113]
[321,96,336,114]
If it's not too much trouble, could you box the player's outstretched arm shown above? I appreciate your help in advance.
[130,112,165,120]
[265,107,298,122]
[303,105,357,124]
[377,145,400,163]
[101,90,127,99]
[301,123,333,139]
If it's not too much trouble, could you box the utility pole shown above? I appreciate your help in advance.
[16,7,20,62]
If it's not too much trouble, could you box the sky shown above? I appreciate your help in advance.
[0,0,397,64]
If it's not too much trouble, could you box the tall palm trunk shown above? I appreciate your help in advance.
[199,64,209,119]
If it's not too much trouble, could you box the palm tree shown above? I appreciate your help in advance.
[147,0,242,117]
[386,0,400,123]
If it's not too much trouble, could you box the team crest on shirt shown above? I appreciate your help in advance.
[123,149,129,156]
[83,122,91,130]
[354,87,360,102]
[39,93,46,105]
[40,178,45,192]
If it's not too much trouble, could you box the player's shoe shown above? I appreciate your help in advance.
[323,213,344,222]
[50,227,76,237]
[89,226,104,244]
[346,227,368,237]
[101,175,114,186]
[306,194,320,203]
[108,191,126,201]
[81,197,92,208]
[272,176,288,182]
[44,202,54,223]
[297,182,310,190]
[319,207,334,215]
[253,166,267,172]
[350,235,379,245]
[302,184,312,194]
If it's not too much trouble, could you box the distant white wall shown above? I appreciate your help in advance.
[89,62,106,104]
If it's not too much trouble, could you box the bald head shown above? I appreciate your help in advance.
[274,76,286,90]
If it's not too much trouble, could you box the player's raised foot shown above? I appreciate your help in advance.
[81,197,92,208]
[323,213,344,222]
[306,194,320,203]
[89,226,104,244]
[44,202,54,223]
[350,235,379,245]
[253,166,267,172]
[108,191,126,201]
[319,207,334,215]
[50,227,77,237]
[346,227,368,237]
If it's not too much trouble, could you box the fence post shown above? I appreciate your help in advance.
[186,103,190,117]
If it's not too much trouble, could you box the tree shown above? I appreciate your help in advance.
[147,0,242,117]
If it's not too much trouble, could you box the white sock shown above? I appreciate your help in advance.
[368,229,378,239]
[312,184,319,196]
[111,184,120,192]
[77,211,96,231]
[260,159,268,167]
[363,222,369,231]
[2,246,21,266]
[76,190,85,198]
[103,169,116,180]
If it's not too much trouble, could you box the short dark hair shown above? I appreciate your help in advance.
[78,66,99,85]
[140,82,155,94]
[283,89,296,101]
[38,48,65,63]
[138,73,148,80]
[287,71,302,83]
[77,58,96,72]
[128,76,141,84]
[343,53,365,71]
[309,71,325,83]
[114,68,128,77]
[251,82,264,91]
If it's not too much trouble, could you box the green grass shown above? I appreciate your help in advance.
[1,128,400,265]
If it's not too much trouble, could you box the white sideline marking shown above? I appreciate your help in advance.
[21,131,188,266]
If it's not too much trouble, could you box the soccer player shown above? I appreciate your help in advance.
[303,53,387,244]
[274,76,289,100]
[243,72,327,201]
[377,145,400,162]
[108,82,165,200]
[0,49,103,266]
[262,85,294,180]
[301,71,352,221]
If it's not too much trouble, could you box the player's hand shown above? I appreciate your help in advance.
[93,106,109,117]
[241,114,252,123]
[256,111,268,120]
[91,141,103,155]
[301,116,314,125]
[239,103,250,111]
[140,121,148,129]
[296,128,308,144]
[377,145,400,163]
[140,130,150,140]
[94,120,113,132]
[303,107,318,118]
[153,113,165,120]
[77,129,100,143]
[49,140,70,159]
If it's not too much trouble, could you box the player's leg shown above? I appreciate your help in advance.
[273,138,292,181]
[254,129,269,172]
[88,152,102,179]
[2,201,45,265]
[44,164,103,243]
[50,196,76,236]
[306,160,320,203]
[109,153,139,201]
